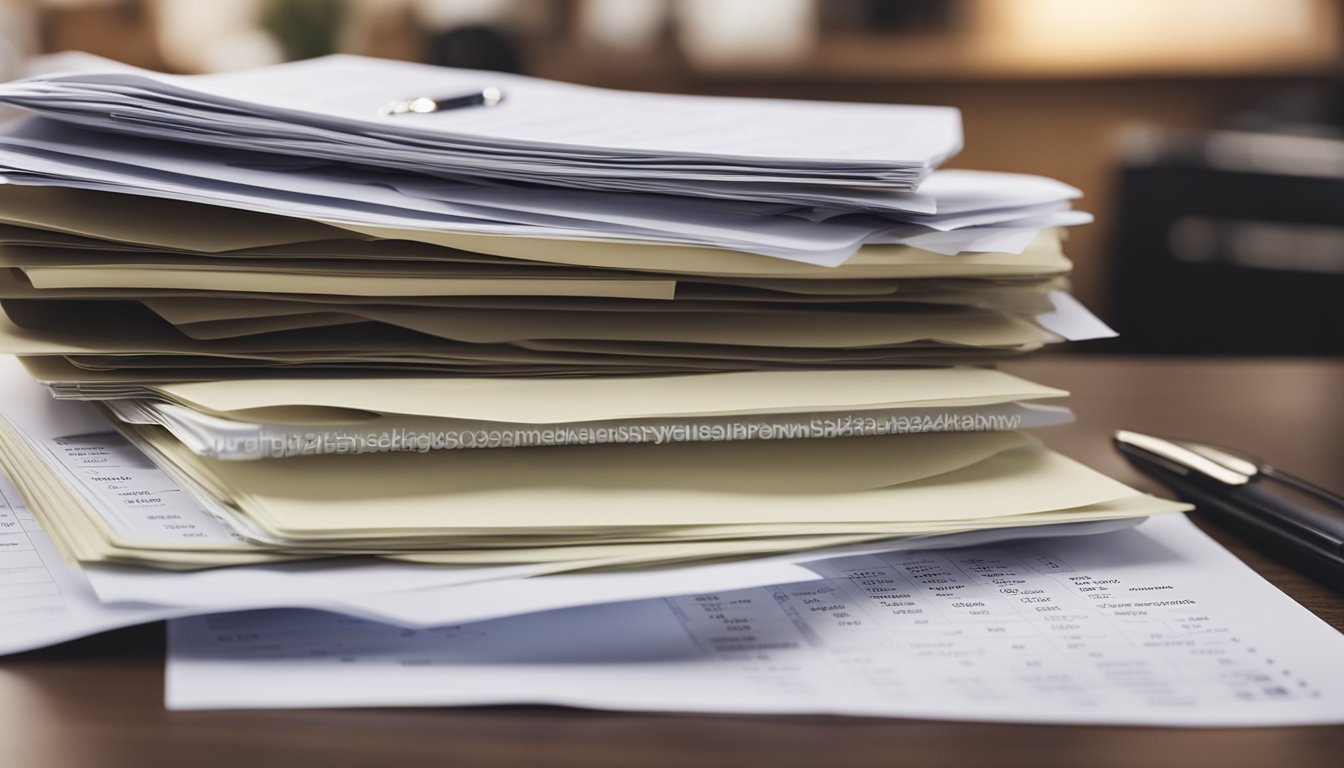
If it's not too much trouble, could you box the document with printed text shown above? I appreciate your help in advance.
[167,515,1344,726]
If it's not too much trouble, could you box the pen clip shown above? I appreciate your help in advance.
[1113,430,1254,486]
[1261,465,1344,512]
[1115,430,1344,513]
[378,87,504,117]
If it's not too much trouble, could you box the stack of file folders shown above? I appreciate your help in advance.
[0,54,1183,579]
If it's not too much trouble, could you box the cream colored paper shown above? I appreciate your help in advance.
[0,418,282,567]
[0,303,1054,365]
[18,266,678,300]
[348,307,1056,349]
[0,185,341,252]
[331,223,1072,279]
[388,497,1186,566]
[134,429,1140,539]
[151,368,1066,424]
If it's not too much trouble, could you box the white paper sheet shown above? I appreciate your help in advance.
[1035,290,1118,341]
[0,119,1085,267]
[80,554,818,621]
[253,520,1142,628]
[0,470,179,655]
[166,515,1344,726]
[0,54,963,197]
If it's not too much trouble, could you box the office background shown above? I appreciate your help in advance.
[0,0,1340,356]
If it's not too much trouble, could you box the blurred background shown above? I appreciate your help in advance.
[1,0,1341,355]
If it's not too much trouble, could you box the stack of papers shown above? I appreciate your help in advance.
[0,460,1144,653]
[0,169,1093,378]
[0,55,963,200]
[0,57,1109,464]
[0,55,1177,639]
[4,55,1340,728]
[34,359,1076,458]
[0,355,1180,571]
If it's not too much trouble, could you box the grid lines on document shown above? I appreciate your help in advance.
[667,544,1322,713]
[0,474,69,627]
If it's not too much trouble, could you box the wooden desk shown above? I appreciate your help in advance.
[1,356,1341,768]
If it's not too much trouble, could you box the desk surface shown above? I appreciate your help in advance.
[1,356,1341,768]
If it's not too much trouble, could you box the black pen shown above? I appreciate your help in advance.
[1113,430,1344,590]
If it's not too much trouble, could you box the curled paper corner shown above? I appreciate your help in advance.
[1036,290,1118,341]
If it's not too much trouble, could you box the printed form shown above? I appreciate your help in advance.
[37,429,249,546]
[0,472,70,634]
[0,471,173,654]
[167,514,1344,725]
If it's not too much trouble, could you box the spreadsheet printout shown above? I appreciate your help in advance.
[0,471,176,654]
[167,514,1344,725]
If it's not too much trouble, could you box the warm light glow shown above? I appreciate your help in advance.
[976,0,1336,72]
[675,0,816,68]
[151,0,281,73]
[579,0,669,52]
